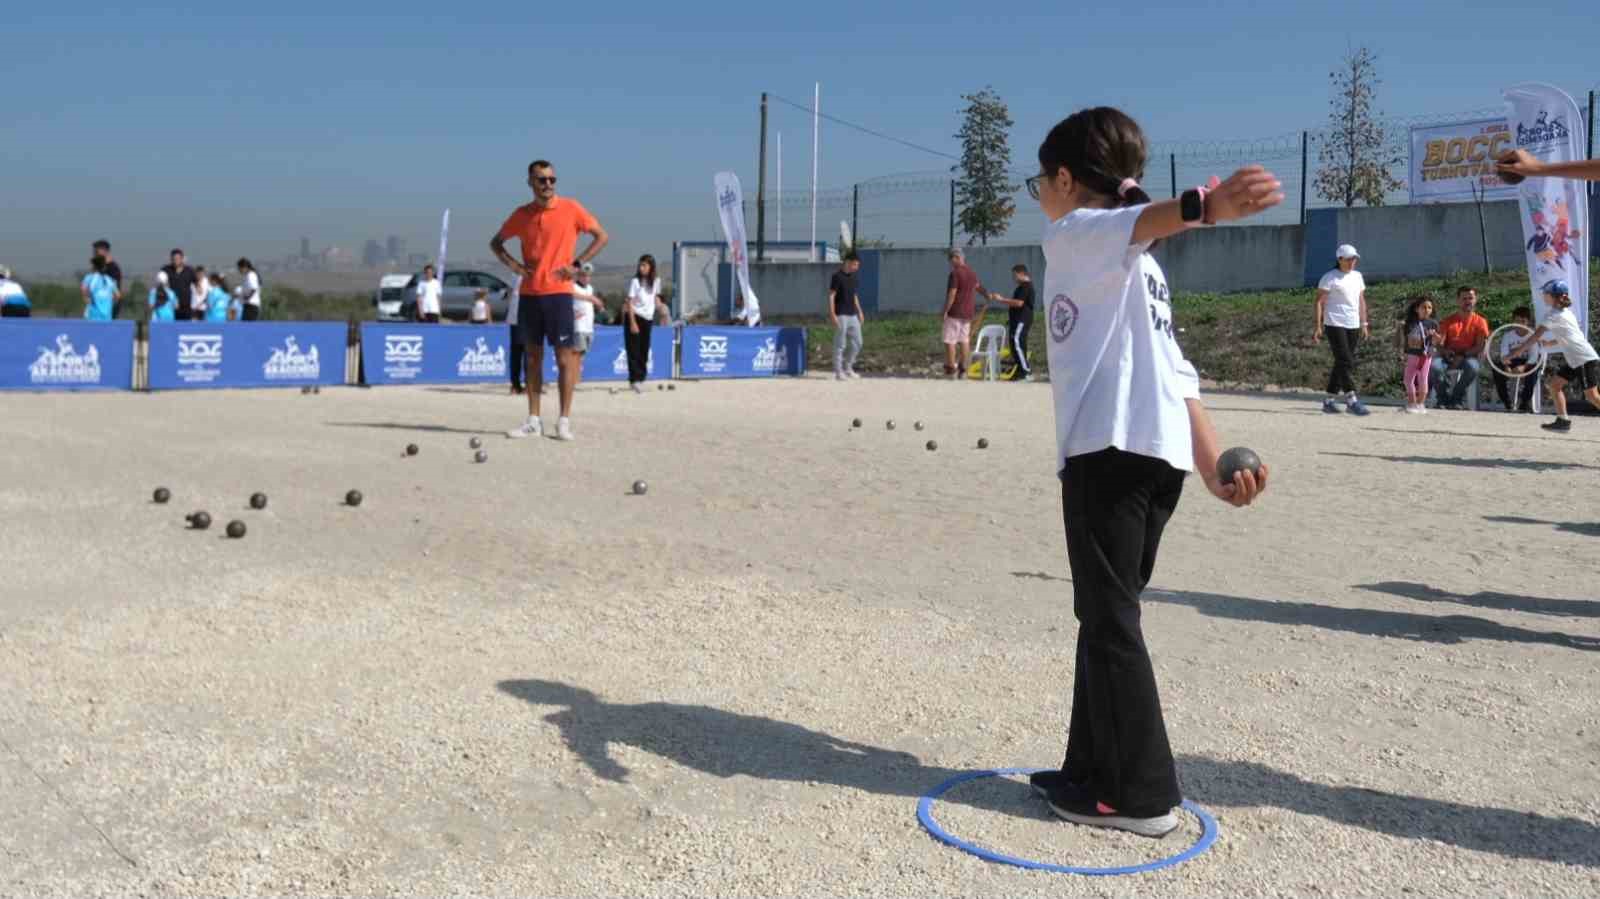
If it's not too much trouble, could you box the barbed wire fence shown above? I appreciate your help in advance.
[743,101,1594,250]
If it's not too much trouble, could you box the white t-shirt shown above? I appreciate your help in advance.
[416,278,442,317]
[627,277,661,319]
[242,271,263,308]
[1501,327,1539,361]
[1043,205,1200,475]
[1317,268,1366,329]
[470,298,490,322]
[506,276,521,326]
[572,283,597,334]
[1541,307,1600,365]
[192,278,210,311]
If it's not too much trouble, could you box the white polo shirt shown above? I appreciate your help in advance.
[1043,205,1200,475]
[1317,268,1365,329]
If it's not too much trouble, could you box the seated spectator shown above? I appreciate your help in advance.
[1429,285,1489,409]
[1493,306,1540,413]
[0,265,30,317]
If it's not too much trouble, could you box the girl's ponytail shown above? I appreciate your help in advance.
[1038,107,1150,207]
[1116,177,1152,208]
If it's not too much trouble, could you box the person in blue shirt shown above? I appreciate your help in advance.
[204,275,232,323]
[0,265,30,317]
[81,256,121,321]
[148,271,178,322]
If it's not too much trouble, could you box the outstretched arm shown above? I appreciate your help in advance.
[1188,398,1267,507]
[1498,150,1600,182]
[1131,166,1284,245]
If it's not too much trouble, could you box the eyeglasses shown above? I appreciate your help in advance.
[534,176,558,186]
[1025,174,1044,200]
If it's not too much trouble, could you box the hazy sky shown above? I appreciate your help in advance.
[4,1,1596,278]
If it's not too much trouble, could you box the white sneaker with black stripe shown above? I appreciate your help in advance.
[506,417,542,439]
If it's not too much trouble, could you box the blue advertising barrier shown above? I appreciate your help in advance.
[148,321,346,390]
[0,320,135,391]
[680,326,806,378]
[361,323,513,386]
[536,325,675,383]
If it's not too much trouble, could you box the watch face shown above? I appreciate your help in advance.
[1181,189,1203,222]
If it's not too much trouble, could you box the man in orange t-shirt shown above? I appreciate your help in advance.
[1429,285,1490,409]
[491,159,609,441]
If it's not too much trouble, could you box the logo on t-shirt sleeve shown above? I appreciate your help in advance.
[1049,295,1080,343]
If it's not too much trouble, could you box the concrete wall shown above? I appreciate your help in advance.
[1303,200,1525,284]
[713,196,1596,317]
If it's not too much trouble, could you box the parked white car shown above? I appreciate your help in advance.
[373,274,415,321]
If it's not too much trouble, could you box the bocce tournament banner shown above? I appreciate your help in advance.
[148,321,346,390]
[1503,83,1589,336]
[0,319,135,391]
[1408,118,1518,205]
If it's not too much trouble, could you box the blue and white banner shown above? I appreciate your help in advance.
[1503,82,1589,336]
[148,321,345,390]
[715,172,761,326]
[681,326,805,378]
[537,325,675,382]
[361,323,511,385]
[0,320,135,391]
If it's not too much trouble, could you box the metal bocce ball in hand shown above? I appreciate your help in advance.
[1216,447,1263,486]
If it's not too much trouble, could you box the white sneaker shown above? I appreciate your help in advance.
[847,370,861,380]
[506,417,542,439]
[834,371,845,381]
[630,383,643,394]
[555,417,574,441]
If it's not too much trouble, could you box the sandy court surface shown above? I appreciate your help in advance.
[2,376,1598,897]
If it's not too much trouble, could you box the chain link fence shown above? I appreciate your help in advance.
[743,101,1595,249]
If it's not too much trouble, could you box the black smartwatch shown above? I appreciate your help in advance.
[1180,187,1207,224]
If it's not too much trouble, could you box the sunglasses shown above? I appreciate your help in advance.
[1025,174,1044,200]
[534,176,558,186]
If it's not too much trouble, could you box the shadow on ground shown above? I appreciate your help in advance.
[1320,451,1598,472]
[1356,580,1600,618]
[1010,570,1070,583]
[498,678,1600,867]
[1359,426,1600,445]
[1485,515,1600,539]
[1145,589,1600,652]
[326,421,487,436]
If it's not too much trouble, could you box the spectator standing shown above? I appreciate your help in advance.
[236,258,263,320]
[1397,295,1439,414]
[0,266,30,317]
[1312,245,1370,415]
[162,249,198,320]
[190,266,211,319]
[204,275,232,323]
[623,254,665,393]
[81,257,120,320]
[1429,285,1490,410]
[571,265,605,387]
[470,288,492,324]
[148,271,178,322]
[941,248,983,379]
[416,264,443,323]
[92,240,122,317]
[987,263,1036,382]
[829,252,864,379]
[507,274,525,394]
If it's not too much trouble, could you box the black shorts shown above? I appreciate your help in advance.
[517,294,577,349]
[1554,359,1600,390]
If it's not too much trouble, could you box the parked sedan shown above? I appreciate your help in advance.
[395,270,514,321]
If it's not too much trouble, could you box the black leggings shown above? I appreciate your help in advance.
[1059,448,1185,816]
[1493,362,1539,410]
[241,305,260,321]
[1325,326,1360,395]
[509,324,526,389]
[1007,320,1031,379]
[626,319,653,384]
[1,305,30,318]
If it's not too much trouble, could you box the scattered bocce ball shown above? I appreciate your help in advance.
[852,418,863,428]
[469,437,483,449]
[925,440,938,452]
[886,420,896,430]
[977,438,989,449]
[1216,446,1264,486]
[405,443,419,456]
[312,386,321,395]
[658,384,665,391]
[301,386,311,395]
[632,480,648,496]
[345,490,363,507]
[226,520,247,539]
[187,511,213,530]
[249,492,268,510]
[667,384,676,391]
[153,487,171,504]
[914,421,925,431]
[474,450,489,464]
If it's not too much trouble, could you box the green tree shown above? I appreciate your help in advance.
[953,87,1017,246]
[1314,47,1405,207]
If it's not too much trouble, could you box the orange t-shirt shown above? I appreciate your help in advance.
[497,198,599,296]
[1438,311,1489,354]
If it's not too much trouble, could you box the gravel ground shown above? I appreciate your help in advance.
[1,377,1598,897]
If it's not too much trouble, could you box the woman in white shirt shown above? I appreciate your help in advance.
[1312,246,1371,415]
[235,258,263,321]
[1026,106,1271,838]
[623,254,665,392]
[415,264,443,324]
[190,266,211,318]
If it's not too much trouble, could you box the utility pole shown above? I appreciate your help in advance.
[756,93,768,262]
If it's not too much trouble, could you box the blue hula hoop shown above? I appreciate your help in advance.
[917,767,1219,876]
